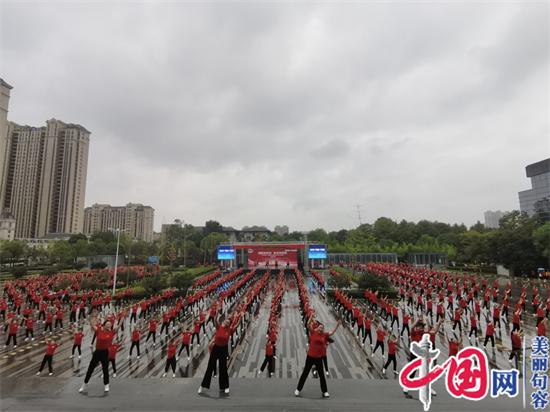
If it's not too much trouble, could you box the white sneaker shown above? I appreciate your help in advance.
[113,373,116,378]
[258,370,262,375]
[172,373,176,378]
[325,371,329,376]
[79,383,87,393]
[224,388,229,394]
[104,384,109,392]
[382,368,386,374]
[176,356,179,361]
[70,355,74,359]
[294,389,300,397]
[13,345,17,348]
[162,373,167,377]
[137,355,140,359]
[323,392,330,398]
[432,389,437,396]
[78,355,81,359]
[48,372,53,376]
[187,356,190,360]
[36,371,40,376]
[198,386,204,394]
[31,338,35,341]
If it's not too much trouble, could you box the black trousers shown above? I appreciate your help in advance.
[130,341,140,356]
[260,355,274,375]
[401,324,410,337]
[130,313,137,323]
[84,349,109,385]
[146,331,156,343]
[39,354,53,373]
[383,354,397,371]
[72,344,82,355]
[160,322,169,335]
[178,343,190,357]
[484,335,495,347]
[25,329,34,338]
[200,345,229,390]
[191,332,200,345]
[55,319,63,328]
[469,327,478,338]
[70,312,77,323]
[297,356,327,393]
[110,359,117,374]
[362,329,372,345]
[5,334,16,346]
[373,340,385,355]
[44,323,52,333]
[165,357,176,373]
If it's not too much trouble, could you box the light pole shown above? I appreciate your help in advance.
[112,228,121,296]
[182,219,187,269]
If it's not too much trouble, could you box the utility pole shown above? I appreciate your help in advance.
[356,204,363,226]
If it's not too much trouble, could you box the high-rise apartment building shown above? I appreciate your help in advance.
[483,210,506,229]
[2,119,90,238]
[519,158,550,218]
[83,203,155,242]
[0,79,13,209]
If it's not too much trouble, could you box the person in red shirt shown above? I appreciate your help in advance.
[44,311,53,334]
[258,340,276,377]
[294,319,341,399]
[130,304,138,323]
[509,329,523,369]
[160,311,171,336]
[162,338,178,378]
[54,308,63,330]
[79,318,117,393]
[177,329,192,360]
[192,318,202,346]
[24,316,35,341]
[446,334,462,357]
[129,326,141,359]
[382,334,399,374]
[146,318,158,346]
[362,315,373,346]
[198,315,239,395]
[36,338,59,376]
[71,327,85,359]
[108,337,123,378]
[483,321,495,348]
[372,324,387,355]
[401,310,411,338]
[4,318,19,348]
[468,314,479,342]
[538,318,548,337]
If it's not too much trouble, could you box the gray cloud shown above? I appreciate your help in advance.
[1,1,548,231]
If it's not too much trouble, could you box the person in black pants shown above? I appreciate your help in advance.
[198,316,236,395]
[258,341,276,377]
[295,320,340,398]
[79,318,117,393]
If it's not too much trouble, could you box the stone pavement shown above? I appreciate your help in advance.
[0,376,523,412]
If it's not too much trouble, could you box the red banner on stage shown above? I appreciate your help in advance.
[247,245,299,268]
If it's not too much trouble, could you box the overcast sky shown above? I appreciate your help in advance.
[1,1,548,232]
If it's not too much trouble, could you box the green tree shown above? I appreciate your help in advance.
[533,222,550,262]
[489,211,545,275]
[0,240,28,266]
[49,241,73,264]
[204,220,223,236]
[170,271,194,291]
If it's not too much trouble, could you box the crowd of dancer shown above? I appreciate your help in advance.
[1,262,547,400]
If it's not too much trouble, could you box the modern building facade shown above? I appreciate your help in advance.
[483,210,506,229]
[2,119,90,238]
[0,211,15,241]
[519,158,550,218]
[83,203,155,242]
[0,79,13,209]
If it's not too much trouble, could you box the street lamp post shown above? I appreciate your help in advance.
[183,219,186,269]
[112,228,121,296]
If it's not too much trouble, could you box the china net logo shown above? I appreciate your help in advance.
[399,334,548,411]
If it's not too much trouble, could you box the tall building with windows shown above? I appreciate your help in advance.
[2,119,90,238]
[0,78,13,209]
[518,158,550,218]
[83,203,155,242]
[483,210,506,229]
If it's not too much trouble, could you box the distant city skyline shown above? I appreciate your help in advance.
[2,2,548,232]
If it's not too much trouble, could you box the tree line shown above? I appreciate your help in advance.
[0,212,548,276]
